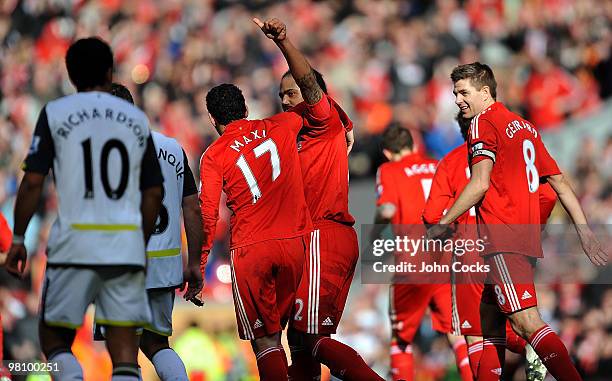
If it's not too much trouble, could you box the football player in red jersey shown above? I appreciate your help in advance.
[261,39,383,381]
[254,17,384,381]
[374,125,471,381]
[423,113,556,381]
[428,62,607,381]
[199,17,354,380]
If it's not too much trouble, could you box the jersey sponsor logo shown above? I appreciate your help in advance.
[461,320,472,329]
[403,163,437,177]
[322,317,334,326]
[229,129,268,152]
[253,319,263,329]
[521,290,533,300]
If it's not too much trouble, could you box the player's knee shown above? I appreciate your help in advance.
[252,333,281,354]
[39,322,75,356]
[140,331,170,360]
[508,308,544,339]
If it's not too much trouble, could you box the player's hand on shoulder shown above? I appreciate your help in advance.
[253,17,287,41]
[5,243,27,278]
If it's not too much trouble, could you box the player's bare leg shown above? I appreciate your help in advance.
[292,330,384,381]
[507,306,583,381]
[446,333,472,381]
[105,326,141,380]
[478,301,506,381]
[140,331,188,381]
[251,332,289,381]
[39,322,83,380]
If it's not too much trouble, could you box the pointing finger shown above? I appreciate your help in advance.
[252,17,265,29]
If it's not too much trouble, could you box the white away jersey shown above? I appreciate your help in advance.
[23,91,163,266]
[146,131,197,289]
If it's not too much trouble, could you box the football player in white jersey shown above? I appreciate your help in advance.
[94,83,203,381]
[5,38,163,381]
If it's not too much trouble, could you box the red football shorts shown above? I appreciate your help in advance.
[390,284,452,342]
[452,249,487,336]
[482,253,538,314]
[230,236,306,340]
[291,222,359,335]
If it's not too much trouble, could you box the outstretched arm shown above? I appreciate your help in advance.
[254,17,323,105]
[547,173,607,266]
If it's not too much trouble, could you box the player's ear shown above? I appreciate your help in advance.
[481,85,491,101]
[383,149,393,161]
[244,104,249,119]
[208,113,217,127]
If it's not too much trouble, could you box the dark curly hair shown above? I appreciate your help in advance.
[206,84,248,126]
[65,37,113,91]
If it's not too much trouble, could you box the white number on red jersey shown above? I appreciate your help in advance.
[522,140,539,193]
[236,139,281,204]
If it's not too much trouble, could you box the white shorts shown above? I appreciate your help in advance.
[144,288,175,336]
[41,266,151,328]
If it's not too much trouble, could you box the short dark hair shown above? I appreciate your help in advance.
[450,62,497,100]
[282,69,328,94]
[382,124,414,153]
[111,83,134,104]
[65,37,114,91]
[455,112,471,141]
[206,84,247,126]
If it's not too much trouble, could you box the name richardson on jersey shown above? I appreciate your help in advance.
[158,147,185,180]
[505,119,538,139]
[56,107,146,147]
[229,129,268,152]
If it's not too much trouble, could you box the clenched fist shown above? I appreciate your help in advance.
[253,17,287,41]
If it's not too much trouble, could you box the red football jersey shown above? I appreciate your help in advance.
[467,102,561,257]
[376,153,438,225]
[422,143,476,226]
[291,96,355,227]
[199,97,331,251]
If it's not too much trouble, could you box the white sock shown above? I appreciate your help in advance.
[151,348,188,381]
[49,351,83,381]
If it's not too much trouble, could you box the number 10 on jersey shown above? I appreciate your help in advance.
[236,139,281,204]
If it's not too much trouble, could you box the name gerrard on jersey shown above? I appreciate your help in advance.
[56,107,146,147]
[506,120,538,139]
[229,129,267,152]
[403,163,437,177]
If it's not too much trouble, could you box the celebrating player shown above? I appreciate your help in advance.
[428,62,607,381]
[374,125,471,381]
[423,112,554,381]
[258,18,384,381]
[5,38,163,381]
[93,83,203,381]
[198,18,335,379]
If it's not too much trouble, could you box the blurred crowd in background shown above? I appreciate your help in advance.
[1,0,611,380]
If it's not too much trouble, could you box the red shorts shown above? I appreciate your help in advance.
[230,236,306,340]
[390,284,452,343]
[452,250,487,337]
[291,223,358,335]
[482,253,538,314]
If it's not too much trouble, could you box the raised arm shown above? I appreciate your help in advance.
[253,17,323,106]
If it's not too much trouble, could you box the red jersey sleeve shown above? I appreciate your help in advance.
[422,158,452,224]
[539,183,557,223]
[468,117,498,165]
[376,164,399,207]
[199,148,223,253]
[0,212,11,253]
[536,138,561,178]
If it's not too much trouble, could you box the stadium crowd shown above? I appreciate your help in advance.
[1,0,611,379]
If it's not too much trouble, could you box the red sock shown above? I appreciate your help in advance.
[505,323,527,355]
[452,339,473,381]
[390,342,413,381]
[256,347,288,381]
[528,325,582,381]
[312,337,384,381]
[477,338,505,381]
[467,341,484,377]
[289,345,320,381]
